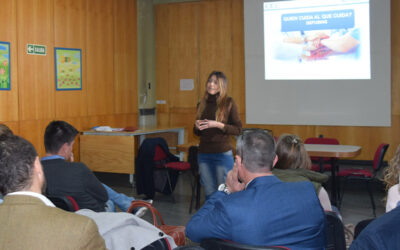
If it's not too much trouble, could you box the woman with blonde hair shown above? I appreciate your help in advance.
[274,134,332,211]
[384,145,400,212]
[194,71,242,199]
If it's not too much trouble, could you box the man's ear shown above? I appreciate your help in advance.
[33,156,43,176]
[31,156,45,193]
[272,155,278,168]
[59,142,69,155]
[235,155,242,167]
[33,156,44,186]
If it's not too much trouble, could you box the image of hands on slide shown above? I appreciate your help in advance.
[264,0,370,80]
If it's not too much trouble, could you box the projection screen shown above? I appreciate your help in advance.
[244,0,391,126]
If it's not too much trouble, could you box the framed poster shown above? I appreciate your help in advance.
[0,41,10,90]
[55,47,82,90]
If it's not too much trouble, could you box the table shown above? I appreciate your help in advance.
[80,126,185,176]
[304,144,362,206]
[177,142,198,157]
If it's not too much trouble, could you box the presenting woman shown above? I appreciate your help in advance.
[194,71,242,199]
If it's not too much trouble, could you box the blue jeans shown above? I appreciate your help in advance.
[198,150,234,199]
[103,184,134,212]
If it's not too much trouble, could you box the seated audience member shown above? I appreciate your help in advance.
[0,124,13,137]
[0,135,106,249]
[352,145,400,239]
[350,205,400,249]
[383,145,400,212]
[0,124,13,203]
[185,129,326,249]
[273,134,332,211]
[42,120,148,215]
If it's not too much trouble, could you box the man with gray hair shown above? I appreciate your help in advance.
[0,135,106,249]
[186,129,326,249]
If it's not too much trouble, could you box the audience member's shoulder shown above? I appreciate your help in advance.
[67,161,91,171]
[46,204,93,222]
[40,205,98,229]
[297,168,328,178]
[273,168,310,182]
[351,207,400,250]
[283,178,315,189]
[46,207,106,249]
[283,180,319,198]
[366,205,400,231]
[388,184,400,197]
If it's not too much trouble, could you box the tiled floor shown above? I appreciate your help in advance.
[97,168,386,228]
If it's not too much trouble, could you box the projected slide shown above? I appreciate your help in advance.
[264,0,370,80]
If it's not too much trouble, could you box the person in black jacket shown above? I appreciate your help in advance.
[41,120,149,215]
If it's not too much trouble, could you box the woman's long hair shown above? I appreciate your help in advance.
[196,71,230,122]
[383,145,400,191]
[275,134,311,170]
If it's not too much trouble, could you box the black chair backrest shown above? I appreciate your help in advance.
[200,238,289,250]
[142,237,173,250]
[325,211,346,250]
[47,195,76,212]
[188,146,199,175]
[373,143,389,172]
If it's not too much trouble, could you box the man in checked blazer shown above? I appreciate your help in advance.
[0,134,106,249]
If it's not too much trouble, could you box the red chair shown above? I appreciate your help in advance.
[305,136,340,172]
[47,195,79,212]
[154,144,192,205]
[337,143,389,217]
[66,195,80,211]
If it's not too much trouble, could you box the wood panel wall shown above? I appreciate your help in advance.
[155,0,399,161]
[0,0,138,158]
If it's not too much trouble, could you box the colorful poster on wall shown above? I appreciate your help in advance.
[55,47,82,90]
[0,42,11,90]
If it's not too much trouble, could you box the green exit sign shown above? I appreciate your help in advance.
[27,44,46,55]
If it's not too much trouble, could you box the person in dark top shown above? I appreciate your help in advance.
[194,71,242,199]
[0,124,13,138]
[350,205,400,250]
[0,123,14,203]
[42,120,148,215]
[42,155,108,212]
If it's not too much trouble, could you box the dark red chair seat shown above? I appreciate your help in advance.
[337,168,373,178]
[337,168,374,178]
[153,143,193,207]
[311,163,332,172]
[338,143,389,217]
